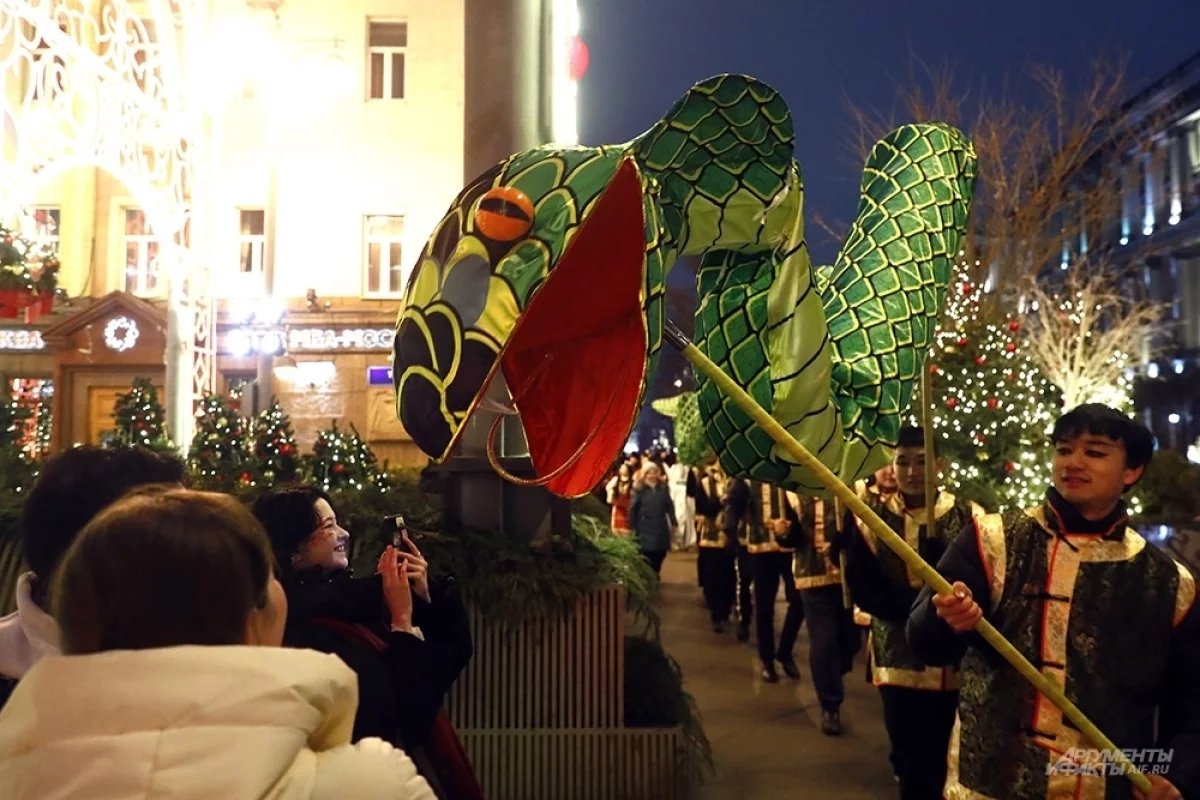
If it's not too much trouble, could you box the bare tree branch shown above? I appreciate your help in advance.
[1023,266,1167,411]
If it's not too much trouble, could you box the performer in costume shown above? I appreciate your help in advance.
[908,404,1200,800]
[776,493,861,735]
[842,425,983,799]
[695,462,737,632]
[723,476,755,642]
[666,453,697,550]
[745,482,804,683]
[605,463,634,536]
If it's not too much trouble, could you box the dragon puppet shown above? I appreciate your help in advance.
[393,74,977,499]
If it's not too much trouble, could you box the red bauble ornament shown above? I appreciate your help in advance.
[1008,320,1021,332]
[1004,462,1015,472]
[975,356,987,366]
[987,398,999,409]
[1005,370,1015,381]
[568,36,590,82]
[961,283,973,295]
[958,337,969,348]
[281,443,295,456]
[946,398,958,409]
[238,471,252,483]
[1005,342,1017,353]
[332,463,345,474]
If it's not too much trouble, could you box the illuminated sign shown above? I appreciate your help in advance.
[367,366,394,386]
[287,328,395,351]
[0,330,46,350]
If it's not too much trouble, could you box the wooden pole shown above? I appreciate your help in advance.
[662,320,1150,792]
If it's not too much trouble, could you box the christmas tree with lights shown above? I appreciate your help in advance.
[0,398,35,502]
[307,420,389,492]
[251,398,300,487]
[112,377,172,450]
[188,393,251,492]
[909,277,1061,513]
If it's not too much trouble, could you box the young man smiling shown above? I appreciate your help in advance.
[907,404,1200,800]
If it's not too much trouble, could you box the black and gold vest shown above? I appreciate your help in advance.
[743,482,795,554]
[696,472,727,549]
[860,491,981,690]
[790,494,841,589]
[945,507,1197,800]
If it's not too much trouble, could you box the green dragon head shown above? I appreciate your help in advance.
[394,75,800,498]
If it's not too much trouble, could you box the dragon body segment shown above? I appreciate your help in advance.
[394,74,977,497]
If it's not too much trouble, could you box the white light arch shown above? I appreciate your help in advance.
[0,0,214,450]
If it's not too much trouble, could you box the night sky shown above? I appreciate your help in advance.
[580,0,1200,266]
[577,0,1200,447]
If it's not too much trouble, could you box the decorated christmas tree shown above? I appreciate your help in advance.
[188,393,250,492]
[0,221,60,320]
[0,398,35,502]
[112,377,172,450]
[251,398,300,487]
[307,420,389,492]
[909,277,1061,513]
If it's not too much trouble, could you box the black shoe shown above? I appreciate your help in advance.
[760,662,779,683]
[712,620,725,633]
[820,709,842,736]
[777,656,801,680]
[736,623,751,643]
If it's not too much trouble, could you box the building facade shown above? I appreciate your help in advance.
[0,0,582,474]
[1056,50,1200,451]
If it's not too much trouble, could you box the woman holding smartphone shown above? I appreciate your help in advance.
[253,485,478,799]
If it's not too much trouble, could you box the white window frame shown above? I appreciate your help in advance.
[367,20,407,100]
[121,207,161,297]
[363,214,406,297]
[237,208,265,275]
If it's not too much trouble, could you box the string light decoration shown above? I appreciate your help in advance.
[307,420,389,493]
[0,398,35,497]
[909,275,1060,513]
[188,393,250,492]
[112,378,172,450]
[251,398,300,487]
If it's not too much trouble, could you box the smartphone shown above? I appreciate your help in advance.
[382,514,408,548]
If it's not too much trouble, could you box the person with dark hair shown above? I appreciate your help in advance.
[908,404,1200,799]
[0,444,185,700]
[742,481,804,683]
[252,485,477,800]
[0,488,435,799]
[628,463,678,576]
[777,493,861,735]
[842,425,984,797]
[723,474,756,642]
[695,461,737,629]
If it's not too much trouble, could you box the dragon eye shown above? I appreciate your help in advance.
[475,186,534,242]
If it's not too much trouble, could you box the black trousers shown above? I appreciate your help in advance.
[878,686,959,799]
[699,548,736,623]
[751,552,804,664]
[801,584,861,712]
[642,549,667,577]
[736,548,754,624]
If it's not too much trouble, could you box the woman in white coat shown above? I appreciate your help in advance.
[0,487,435,800]
[664,453,696,550]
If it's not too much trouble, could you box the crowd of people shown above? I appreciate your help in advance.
[604,405,1199,800]
[0,446,479,799]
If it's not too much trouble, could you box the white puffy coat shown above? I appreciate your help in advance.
[0,645,435,799]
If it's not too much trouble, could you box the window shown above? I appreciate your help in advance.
[27,207,59,257]
[364,215,405,295]
[238,209,265,274]
[368,21,406,99]
[123,208,160,296]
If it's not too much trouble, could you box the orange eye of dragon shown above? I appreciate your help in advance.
[475,186,535,242]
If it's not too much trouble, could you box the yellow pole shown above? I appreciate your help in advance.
[662,321,1149,792]
[922,364,938,541]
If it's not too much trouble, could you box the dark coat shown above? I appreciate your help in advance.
[628,483,677,552]
[282,570,474,753]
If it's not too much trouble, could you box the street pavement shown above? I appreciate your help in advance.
[656,551,901,799]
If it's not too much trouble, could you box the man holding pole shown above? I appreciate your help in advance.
[744,482,805,684]
[908,404,1200,799]
[842,425,983,798]
[777,492,861,735]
